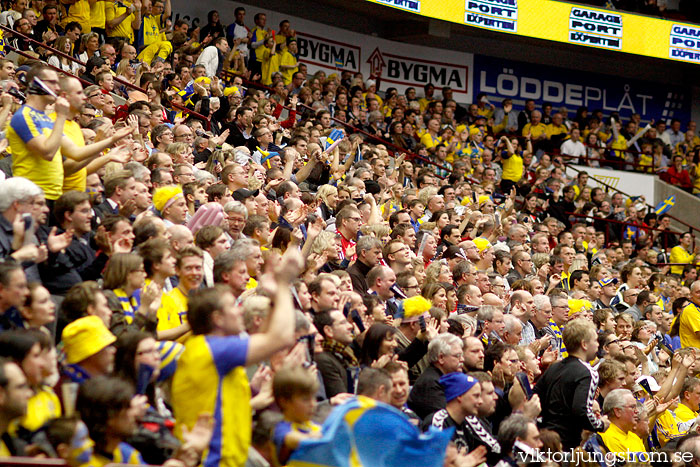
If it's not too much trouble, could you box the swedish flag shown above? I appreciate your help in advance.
[623,225,639,240]
[655,196,675,215]
[323,129,345,151]
[289,396,453,467]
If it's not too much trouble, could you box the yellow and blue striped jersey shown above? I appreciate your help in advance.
[172,334,251,467]
[8,105,64,200]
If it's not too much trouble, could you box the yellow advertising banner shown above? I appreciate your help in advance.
[365,0,700,65]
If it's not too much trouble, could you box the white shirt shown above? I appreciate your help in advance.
[195,45,219,78]
[560,139,586,158]
[231,22,249,58]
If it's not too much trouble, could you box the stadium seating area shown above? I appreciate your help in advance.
[0,1,697,467]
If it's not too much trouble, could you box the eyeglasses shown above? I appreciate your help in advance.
[389,248,407,255]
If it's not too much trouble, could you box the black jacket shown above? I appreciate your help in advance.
[315,350,358,398]
[407,364,445,420]
[38,230,107,295]
[534,356,605,450]
[346,260,372,296]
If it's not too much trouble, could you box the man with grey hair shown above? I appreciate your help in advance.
[497,414,542,463]
[347,236,382,296]
[502,314,523,346]
[231,238,263,289]
[532,294,553,340]
[0,177,49,276]
[598,388,645,457]
[477,305,506,344]
[224,200,248,242]
[213,248,250,299]
[408,333,464,419]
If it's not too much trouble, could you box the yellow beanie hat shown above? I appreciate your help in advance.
[153,186,184,213]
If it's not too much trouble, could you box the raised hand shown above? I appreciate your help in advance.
[47,227,73,253]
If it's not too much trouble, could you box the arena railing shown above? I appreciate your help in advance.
[563,163,700,238]
[0,25,211,128]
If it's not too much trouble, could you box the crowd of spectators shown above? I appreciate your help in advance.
[0,1,698,467]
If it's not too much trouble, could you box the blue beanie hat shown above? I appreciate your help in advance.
[439,372,479,402]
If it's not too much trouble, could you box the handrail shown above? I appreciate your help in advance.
[563,162,700,235]
[224,72,456,179]
[565,211,683,249]
[0,25,209,126]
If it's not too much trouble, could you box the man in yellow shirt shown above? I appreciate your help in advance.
[420,118,440,151]
[137,0,173,65]
[0,360,32,457]
[670,232,698,275]
[278,39,298,85]
[657,376,700,446]
[105,0,141,44]
[546,112,568,151]
[679,281,700,348]
[8,65,70,204]
[521,110,547,141]
[60,0,90,33]
[58,76,133,193]
[159,246,203,341]
[599,389,645,461]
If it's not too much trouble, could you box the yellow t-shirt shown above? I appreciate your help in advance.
[61,0,91,33]
[90,0,106,29]
[141,13,166,48]
[260,47,278,86]
[61,118,87,193]
[501,153,523,183]
[599,423,646,461]
[546,124,568,139]
[670,245,696,275]
[420,132,440,150]
[678,302,700,349]
[105,1,135,43]
[158,287,188,332]
[8,105,64,200]
[522,123,547,139]
[15,385,61,433]
[279,50,297,85]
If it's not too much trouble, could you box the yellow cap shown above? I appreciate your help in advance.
[456,124,467,134]
[153,186,183,213]
[223,86,240,97]
[62,316,116,364]
[568,298,593,316]
[478,195,491,206]
[402,296,433,322]
[473,237,492,253]
[194,76,211,86]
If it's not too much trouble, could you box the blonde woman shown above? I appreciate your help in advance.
[115,58,137,85]
[315,184,339,222]
[77,32,100,63]
[360,223,391,245]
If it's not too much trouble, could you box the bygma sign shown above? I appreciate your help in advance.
[384,53,468,92]
[297,33,360,72]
